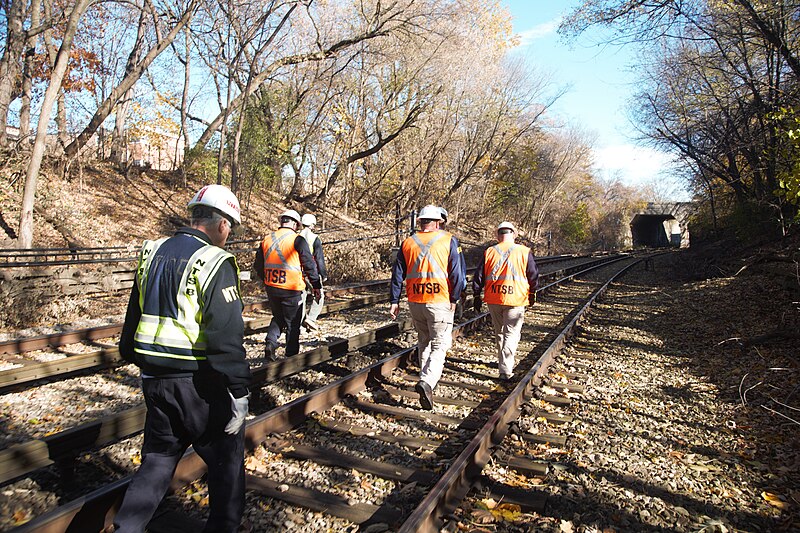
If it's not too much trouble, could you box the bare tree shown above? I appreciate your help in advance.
[62,0,200,160]
[18,0,95,248]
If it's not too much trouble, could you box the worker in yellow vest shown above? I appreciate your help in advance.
[254,210,321,359]
[472,221,539,381]
[389,205,466,410]
[115,184,250,532]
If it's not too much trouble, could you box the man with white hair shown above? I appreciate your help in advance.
[300,213,327,331]
[389,205,466,410]
[114,184,251,533]
[472,221,539,381]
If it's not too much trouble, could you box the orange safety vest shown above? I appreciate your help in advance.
[402,230,452,304]
[260,227,305,291]
[483,242,530,307]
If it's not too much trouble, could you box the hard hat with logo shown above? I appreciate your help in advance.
[439,207,449,222]
[301,214,317,227]
[279,209,302,224]
[418,205,443,221]
[188,184,241,225]
[497,221,516,232]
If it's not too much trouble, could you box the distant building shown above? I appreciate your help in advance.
[5,124,184,171]
[126,130,184,171]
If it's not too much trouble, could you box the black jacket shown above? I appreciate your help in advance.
[119,227,251,397]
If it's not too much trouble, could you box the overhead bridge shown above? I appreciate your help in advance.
[629,202,694,248]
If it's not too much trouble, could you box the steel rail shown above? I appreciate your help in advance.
[398,257,646,532]
[0,281,392,356]
[0,290,392,392]
[7,253,632,533]
[0,318,418,487]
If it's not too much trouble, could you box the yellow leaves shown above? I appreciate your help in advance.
[762,491,791,510]
[185,482,209,507]
[471,499,522,524]
[130,452,141,465]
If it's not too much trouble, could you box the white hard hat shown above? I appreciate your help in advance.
[439,207,449,222]
[279,209,302,224]
[188,184,241,224]
[497,221,516,232]
[301,214,317,226]
[418,205,443,221]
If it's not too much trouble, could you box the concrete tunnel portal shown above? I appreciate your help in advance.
[628,203,694,248]
[630,214,682,247]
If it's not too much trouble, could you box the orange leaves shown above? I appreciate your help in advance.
[11,509,31,526]
[185,481,208,507]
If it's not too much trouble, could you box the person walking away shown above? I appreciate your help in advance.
[472,221,539,381]
[299,213,327,332]
[389,204,465,410]
[439,206,467,319]
[114,184,252,533]
[254,209,321,359]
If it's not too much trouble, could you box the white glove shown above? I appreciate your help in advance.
[224,391,249,435]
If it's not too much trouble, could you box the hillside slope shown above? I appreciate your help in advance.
[1,164,374,248]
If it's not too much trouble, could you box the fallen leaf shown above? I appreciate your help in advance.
[12,510,31,525]
[491,503,522,522]
[762,491,790,510]
[478,498,498,510]
[471,508,495,524]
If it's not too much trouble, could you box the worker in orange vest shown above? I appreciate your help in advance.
[472,221,539,381]
[254,209,321,359]
[389,205,466,410]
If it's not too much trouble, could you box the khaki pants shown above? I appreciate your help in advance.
[408,302,454,389]
[487,304,525,377]
[302,284,324,324]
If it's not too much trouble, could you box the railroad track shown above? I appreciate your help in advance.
[0,255,583,391]
[1,252,646,532]
[0,281,392,392]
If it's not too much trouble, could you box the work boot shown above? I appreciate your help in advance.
[415,381,434,410]
[265,343,279,361]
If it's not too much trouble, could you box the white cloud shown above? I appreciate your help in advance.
[593,144,672,184]
[592,144,691,200]
[515,19,560,48]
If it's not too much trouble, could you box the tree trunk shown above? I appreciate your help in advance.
[42,0,68,151]
[18,0,93,248]
[19,0,43,142]
[179,25,192,183]
[0,0,27,148]
[111,12,146,166]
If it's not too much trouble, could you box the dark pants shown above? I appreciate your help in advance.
[114,375,245,533]
[265,291,304,356]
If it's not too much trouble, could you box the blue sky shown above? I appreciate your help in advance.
[503,1,689,200]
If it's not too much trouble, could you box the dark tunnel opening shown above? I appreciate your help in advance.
[630,214,681,247]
